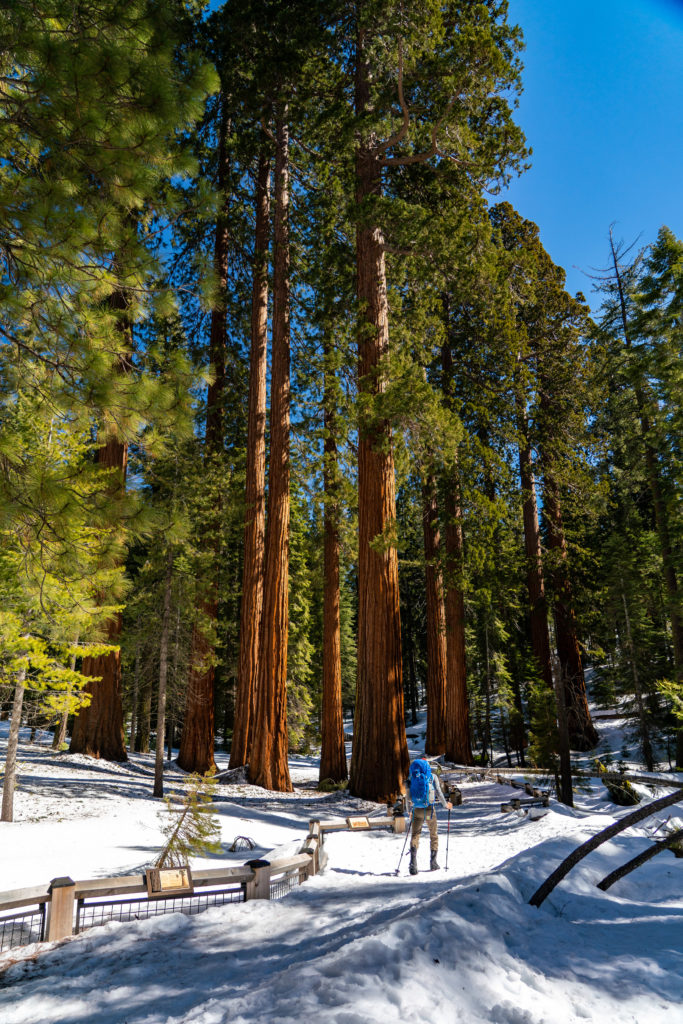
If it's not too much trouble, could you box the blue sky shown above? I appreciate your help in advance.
[500,0,683,305]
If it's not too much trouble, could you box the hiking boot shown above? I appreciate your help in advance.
[409,849,418,875]
[430,850,439,871]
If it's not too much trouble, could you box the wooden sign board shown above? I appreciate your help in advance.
[346,816,369,830]
[145,865,194,899]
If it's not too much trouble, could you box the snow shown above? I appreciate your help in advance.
[1,719,683,1023]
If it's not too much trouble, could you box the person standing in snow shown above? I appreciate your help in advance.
[403,758,452,874]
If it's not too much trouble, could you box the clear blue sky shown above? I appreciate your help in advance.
[500,0,683,304]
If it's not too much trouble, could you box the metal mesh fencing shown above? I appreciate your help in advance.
[269,872,302,900]
[75,885,245,934]
[0,905,46,952]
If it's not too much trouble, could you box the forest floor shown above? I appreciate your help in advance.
[1,712,682,1024]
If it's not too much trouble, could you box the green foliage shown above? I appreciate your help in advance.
[155,772,222,868]
[526,680,560,773]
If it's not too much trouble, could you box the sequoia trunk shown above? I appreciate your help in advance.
[348,28,409,803]
[231,147,271,769]
[178,104,232,775]
[543,472,599,751]
[422,474,447,755]
[516,409,553,690]
[319,356,348,785]
[248,113,292,792]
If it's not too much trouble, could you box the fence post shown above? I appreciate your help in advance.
[47,877,75,941]
[245,859,271,900]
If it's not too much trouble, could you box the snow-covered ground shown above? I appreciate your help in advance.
[1,717,682,1024]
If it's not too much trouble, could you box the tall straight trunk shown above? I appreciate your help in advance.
[231,147,271,769]
[441,343,472,765]
[249,113,292,793]
[71,439,128,762]
[1,668,26,822]
[543,472,599,751]
[621,584,655,770]
[348,28,409,803]
[422,474,447,755]
[443,469,473,764]
[517,417,553,690]
[319,352,347,784]
[154,549,174,797]
[136,676,152,753]
[52,650,76,751]
[129,644,140,752]
[178,103,232,775]
[610,231,683,678]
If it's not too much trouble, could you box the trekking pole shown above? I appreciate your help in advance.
[445,807,451,870]
[394,810,413,876]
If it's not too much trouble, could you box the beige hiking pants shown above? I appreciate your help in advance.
[410,805,438,852]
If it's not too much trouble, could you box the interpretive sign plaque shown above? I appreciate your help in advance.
[346,816,369,830]
[145,865,194,898]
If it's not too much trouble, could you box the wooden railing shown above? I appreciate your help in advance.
[0,813,403,953]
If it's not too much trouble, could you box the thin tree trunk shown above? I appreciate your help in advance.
[621,585,655,770]
[543,473,599,751]
[1,668,26,822]
[319,349,347,785]
[348,28,409,802]
[231,147,271,769]
[52,650,76,750]
[129,644,139,753]
[154,549,174,797]
[136,676,152,754]
[249,112,292,793]
[422,474,447,755]
[178,103,232,775]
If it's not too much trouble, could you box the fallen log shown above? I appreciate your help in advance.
[597,828,683,891]
[529,788,683,908]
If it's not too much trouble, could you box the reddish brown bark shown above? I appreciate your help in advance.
[516,416,553,691]
[443,470,473,765]
[319,357,347,785]
[178,104,232,775]
[71,435,128,762]
[248,114,292,793]
[543,474,599,751]
[422,474,447,755]
[348,31,409,803]
[440,343,472,766]
[230,147,271,769]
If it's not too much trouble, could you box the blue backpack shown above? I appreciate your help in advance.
[409,759,434,808]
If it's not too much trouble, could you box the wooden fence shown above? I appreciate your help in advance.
[0,814,404,955]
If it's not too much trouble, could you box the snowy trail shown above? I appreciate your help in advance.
[2,726,683,1023]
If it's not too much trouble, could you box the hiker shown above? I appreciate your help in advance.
[403,758,452,875]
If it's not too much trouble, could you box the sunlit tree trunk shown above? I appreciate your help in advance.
[1,668,26,822]
[178,102,232,775]
[348,25,408,802]
[154,549,174,797]
[231,147,271,769]
[249,112,292,792]
[319,349,348,785]
[422,474,447,755]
